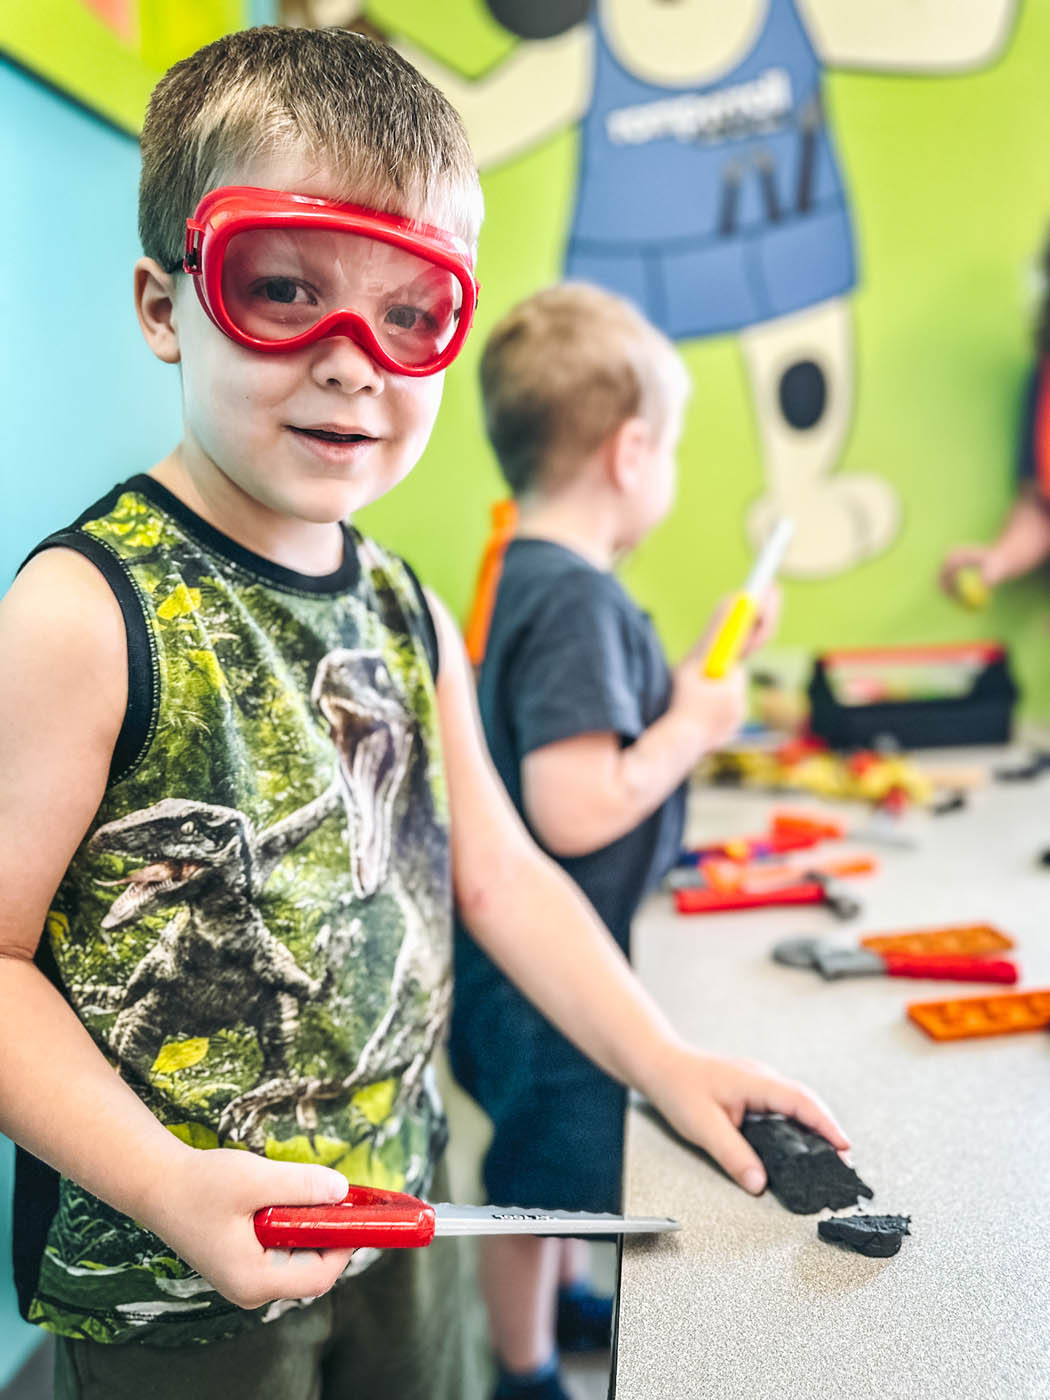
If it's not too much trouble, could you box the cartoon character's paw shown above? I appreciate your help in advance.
[747,474,900,578]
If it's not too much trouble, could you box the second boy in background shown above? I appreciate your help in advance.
[451,284,777,1400]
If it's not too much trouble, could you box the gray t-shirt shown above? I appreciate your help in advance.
[475,537,686,948]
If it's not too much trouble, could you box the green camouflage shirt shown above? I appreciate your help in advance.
[14,476,451,1346]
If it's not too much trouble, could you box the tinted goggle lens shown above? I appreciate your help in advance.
[219,227,465,366]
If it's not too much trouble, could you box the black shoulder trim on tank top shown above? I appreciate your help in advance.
[399,558,439,681]
[19,528,157,785]
[127,475,361,595]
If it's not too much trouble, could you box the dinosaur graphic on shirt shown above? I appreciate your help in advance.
[217,649,452,1148]
[91,785,340,1084]
[91,647,450,1151]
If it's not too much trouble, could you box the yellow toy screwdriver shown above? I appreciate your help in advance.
[702,518,795,678]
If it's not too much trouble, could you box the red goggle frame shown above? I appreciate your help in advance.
[182,186,479,376]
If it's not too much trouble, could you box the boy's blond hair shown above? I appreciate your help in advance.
[479,283,691,498]
[139,26,483,271]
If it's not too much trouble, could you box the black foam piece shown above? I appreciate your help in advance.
[818,1214,911,1257]
[740,1113,874,1214]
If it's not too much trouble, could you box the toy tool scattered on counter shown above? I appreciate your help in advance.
[675,870,862,919]
[772,935,1018,984]
[818,1214,911,1258]
[859,923,1014,957]
[994,748,1050,783]
[672,853,875,893]
[907,989,1050,1042]
[740,1114,873,1214]
[676,811,844,868]
[701,517,794,679]
[254,1185,679,1250]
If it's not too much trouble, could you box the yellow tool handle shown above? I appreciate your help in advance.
[702,591,758,678]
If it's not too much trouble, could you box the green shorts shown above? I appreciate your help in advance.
[53,1186,486,1400]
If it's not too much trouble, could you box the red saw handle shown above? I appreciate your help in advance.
[882,953,1019,984]
[254,1185,436,1250]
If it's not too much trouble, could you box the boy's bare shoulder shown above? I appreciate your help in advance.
[1,545,127,752]
[0,548,128,949]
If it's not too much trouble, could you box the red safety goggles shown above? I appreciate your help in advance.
[182,186,478,376]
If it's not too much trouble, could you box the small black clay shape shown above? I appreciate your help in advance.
[818,1214,911,1257]
[740,1113,874,1214]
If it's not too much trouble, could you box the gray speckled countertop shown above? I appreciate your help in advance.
[614,755,1050,1400]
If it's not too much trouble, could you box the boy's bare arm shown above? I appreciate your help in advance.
[429,591,847,1193]
[521,670,743,858]
[0,552,352,1306]
[940,484,1050,594]
[520,590,780,857]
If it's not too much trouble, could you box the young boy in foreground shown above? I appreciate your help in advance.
[0,27,844,1400]
[451,284,781,1399]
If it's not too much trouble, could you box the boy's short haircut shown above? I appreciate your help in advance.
[139,25,483,271]
[479,283,691,498]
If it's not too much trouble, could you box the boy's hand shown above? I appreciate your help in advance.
[646,1044,849,1196]
[939,545,1002,598]
[145,1146,354,1310]
[669,661,748,752]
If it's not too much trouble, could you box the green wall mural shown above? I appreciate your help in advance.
[3,1,1050,712]
[346,0,1050,716]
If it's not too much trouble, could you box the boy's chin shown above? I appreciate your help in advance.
[282,475,396,523]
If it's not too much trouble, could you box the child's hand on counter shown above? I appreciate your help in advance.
[644,1042,849,1196]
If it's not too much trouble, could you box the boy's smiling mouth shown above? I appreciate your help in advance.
[288,425,376,444]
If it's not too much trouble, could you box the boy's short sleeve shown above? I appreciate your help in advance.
[1016,364,1040,486]
[506,571,645,758]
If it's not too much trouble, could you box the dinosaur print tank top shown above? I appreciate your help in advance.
[13,475,451,1346]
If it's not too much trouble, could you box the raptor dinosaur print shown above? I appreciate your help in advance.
[218,649,452,1149]
[92,785,340,1084]
[92,646,451,1156]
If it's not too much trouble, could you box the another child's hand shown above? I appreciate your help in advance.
[646,1044,849,1195]
[672,591,779,749]
[144,1145,354,1309]
[669,660,747,752]
[939,545,1001,599]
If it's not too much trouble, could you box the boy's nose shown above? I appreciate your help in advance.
[309,333,385,394]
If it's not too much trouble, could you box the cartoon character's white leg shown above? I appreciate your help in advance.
[739,296,899,578]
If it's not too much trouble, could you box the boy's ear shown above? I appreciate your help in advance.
[134,258,181,365]
[607,416,652,493]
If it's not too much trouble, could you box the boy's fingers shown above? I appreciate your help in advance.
[247,1160,349,1209]
[696,1112,767,1195]
[755,1084,849,1152]
[260,1246,355,1300]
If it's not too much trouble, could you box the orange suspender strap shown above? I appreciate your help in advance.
[1034,358,1050,500]
[464,499,518,667]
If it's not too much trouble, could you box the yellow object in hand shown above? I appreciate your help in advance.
[703,593,759,678]
[701,519,794,679]
[954,565,989,611]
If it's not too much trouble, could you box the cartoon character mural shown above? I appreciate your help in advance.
[284,0,1018,578]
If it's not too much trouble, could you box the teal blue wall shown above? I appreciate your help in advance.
[0,57,182,592]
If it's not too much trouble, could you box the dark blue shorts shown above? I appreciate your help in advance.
[449,938,626,1215]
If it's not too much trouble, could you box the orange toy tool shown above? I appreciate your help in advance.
[703,855,876,895]
[861,924,1014,958]
[907,989,1050,1041]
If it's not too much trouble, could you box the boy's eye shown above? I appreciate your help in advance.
[385,303,432,332]
[250,277,318,307]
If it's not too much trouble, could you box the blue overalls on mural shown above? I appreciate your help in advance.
[564,0,855,340]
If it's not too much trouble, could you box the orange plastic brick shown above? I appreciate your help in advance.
[862,924,1014,958]
[907,989,1050,1041]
